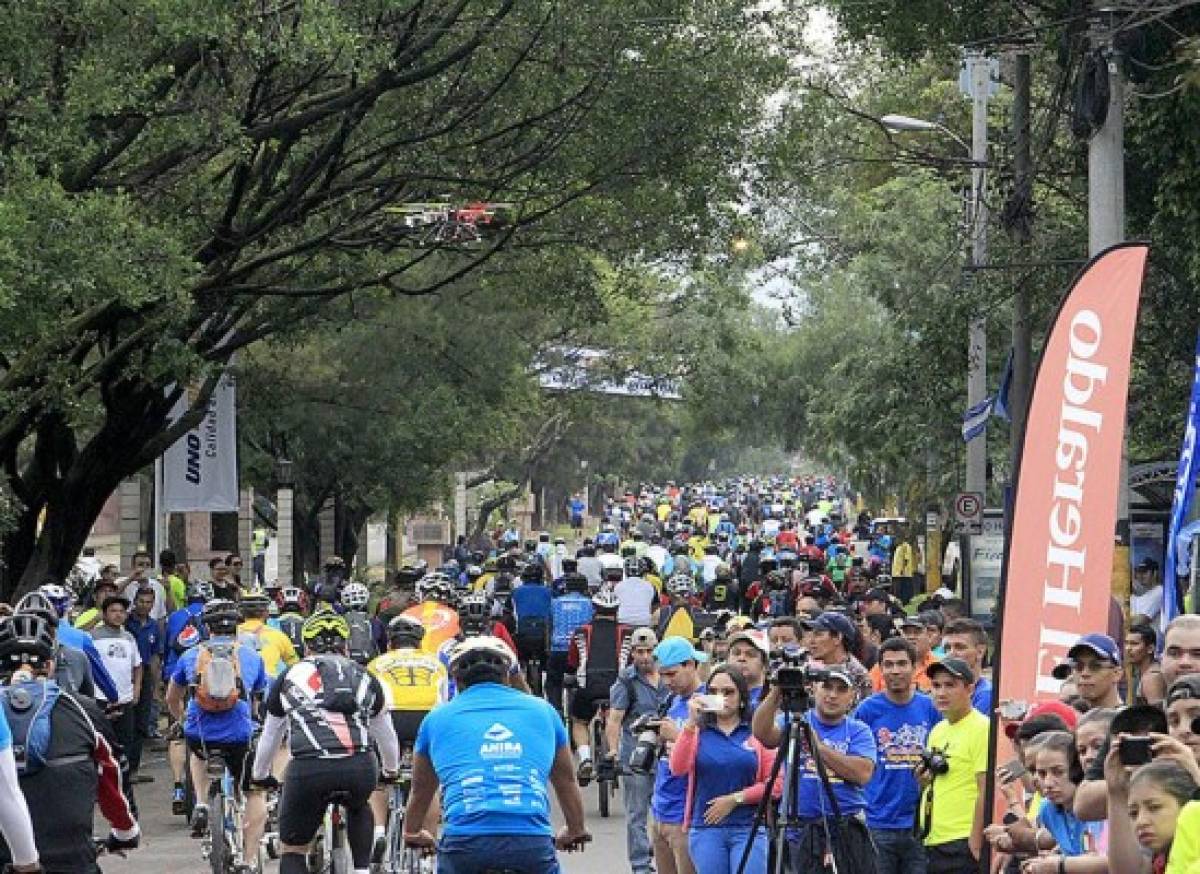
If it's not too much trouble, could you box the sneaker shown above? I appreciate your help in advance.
[371,834,387,864]
[172,784,186,816]
[576,758,594,786]
[190,804,209,838]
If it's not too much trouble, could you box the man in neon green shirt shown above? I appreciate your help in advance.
[919,657,990,872]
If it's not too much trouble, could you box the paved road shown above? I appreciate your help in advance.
[101,748,630,874]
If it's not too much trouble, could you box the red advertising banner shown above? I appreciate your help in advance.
[995,243,1149,711]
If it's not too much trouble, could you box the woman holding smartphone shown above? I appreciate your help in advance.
[668,665,777,874]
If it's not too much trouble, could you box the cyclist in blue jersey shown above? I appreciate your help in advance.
[403,636,591,872]
[512,563,553,680]
[546,573,594,716]
[163,579,212,813]
[165,599,269,870]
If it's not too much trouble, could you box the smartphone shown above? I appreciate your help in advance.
[696,694,726,712]
[998,758,1027,784]
[1119,735,1154,766]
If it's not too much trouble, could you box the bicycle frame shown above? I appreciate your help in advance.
[202,751,249,874]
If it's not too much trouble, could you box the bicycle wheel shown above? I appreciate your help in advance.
[207,782,229,874]
[330,809,354,874]
[592,715,610,818]
[527,658,543,697]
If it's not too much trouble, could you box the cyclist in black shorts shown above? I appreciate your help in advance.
[566,587,630,784]
[250,612,400,874]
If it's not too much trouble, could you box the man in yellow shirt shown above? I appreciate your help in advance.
[919,657,990,871]
[236,591,299,678]
[367,615,448,859]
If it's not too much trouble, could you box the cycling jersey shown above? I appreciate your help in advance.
[549,594,593,652]
[511,583,553,635]
[402,601,462,656]
[276,612,305,652]
[236,618,299,678]
[656,604,697,642]
[368,647,448,712]
[568,618,630,690]
[170,637,268,744]
[263,656,387,760]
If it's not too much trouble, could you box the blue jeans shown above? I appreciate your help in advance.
[623,770,655,873]
[871,827,927,874]
[687,825,767,874]
[438,834,559,874]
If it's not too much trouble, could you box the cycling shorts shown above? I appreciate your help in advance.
[278,754,377,847]
[186,738,253,793]
[391,710,429,748]
[515,633,548,664]
[569,683,612,722]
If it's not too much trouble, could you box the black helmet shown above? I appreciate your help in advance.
[395,564,424,587]
[387,615,426,647]
[0,614,57,669]
[520,563,545,584]
[563,573,589,594]
[202,599,240,633]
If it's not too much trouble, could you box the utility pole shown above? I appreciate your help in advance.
[965,51,991,501]
[1087,8,1131,611]
[1010,50,1033,470]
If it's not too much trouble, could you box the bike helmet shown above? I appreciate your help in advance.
[341,582,371,610]
[667,574,695,597]
[447,636,515,673]
[202,599,241,633]
[714,563,733,581]
[14,592,59,627]
[458,593,490,631]
[279,586,304,610]
[395,564,425,587]
[563,573,589,595]
[465,564,483,581]
[591,586,620,612]
[386,615,426,647]
[187,580,215,603]
[415,573,445,601]
[638,556,656,577]
[239,591,272,614]
[520,563,544,584]
[302,611,350,652]
[601,564,624,583]
[0,614,57,668]
[622,555,641,577]
[36,583,72,618]
[596,530,620,549]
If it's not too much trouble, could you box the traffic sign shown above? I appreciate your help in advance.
[953,491,984,535]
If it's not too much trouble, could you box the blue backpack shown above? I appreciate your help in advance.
[1,679,85,776]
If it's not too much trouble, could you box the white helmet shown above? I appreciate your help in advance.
[416,572,450,601]
[591,586,620,611]
[447,635,515,671]
[341,582,371,610]
[667,574,695,597]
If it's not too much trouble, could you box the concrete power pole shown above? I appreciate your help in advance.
[965,51,991,501]
[1010,50,1033,470]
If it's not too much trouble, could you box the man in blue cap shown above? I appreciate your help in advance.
[1051,632,1123,709]
[802,611,873,703]
[648,636,707,874]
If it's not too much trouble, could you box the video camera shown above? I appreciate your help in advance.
[628,712,665,775]
[768,645,831,713]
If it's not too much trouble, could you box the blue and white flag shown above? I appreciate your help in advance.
[1162,332,1200,636]
[961,396,994,443]
[993,349,1014,423]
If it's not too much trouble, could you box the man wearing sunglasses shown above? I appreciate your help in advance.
[1050,633,1123,710]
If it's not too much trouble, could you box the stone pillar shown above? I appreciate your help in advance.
[453,471,468,541]
[318,501,337,566]
[118,478,143,572]
[238,488,254,576]
[276,487,294,585]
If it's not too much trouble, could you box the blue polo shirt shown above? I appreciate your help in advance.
[971,677,994,716]
[125,614,164,665]
[791,710,876,821]
[170,637,267,744]
[652,690,697,824]
[690,722,759,828]
[854,691,942,829]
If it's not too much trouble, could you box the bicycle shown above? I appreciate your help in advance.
[200,749,261,874]
[375,751,434,874]
[308,790,355,874]
[592,699,619,818]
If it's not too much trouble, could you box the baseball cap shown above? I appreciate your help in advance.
[727,629,770,661]
[628,628,659,648]
[897,614,924,628]
[1168,674,1200,705]
[1051,633,1122,680]
[862,587,889,603]
[1003,700,1080,739]
[654,637,709,668]
[818,666,855,688]
[926,657,976,685]
[1135,557,1160,572]
[803,612,856,641]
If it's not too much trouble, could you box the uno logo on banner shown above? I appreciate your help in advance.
[998,244,1149,705]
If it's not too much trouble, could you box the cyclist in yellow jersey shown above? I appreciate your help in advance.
[401,575,461,656]
[367,615,447,862]
[237,591,299,677]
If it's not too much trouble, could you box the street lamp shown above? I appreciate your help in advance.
[881,114,970,154]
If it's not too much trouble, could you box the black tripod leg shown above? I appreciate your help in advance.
[735,720,790,874]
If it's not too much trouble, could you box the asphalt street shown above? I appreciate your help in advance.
[99,747,629,874]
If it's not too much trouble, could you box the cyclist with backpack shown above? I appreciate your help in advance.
[165,599,270,862]
[546,573,594,717]
[567,587,631,785]
[237,590,299,679]
[457,592,517,653]
[250,611,399,874]
[0,613,139,873]
[274,586,308,653]
[512,563,553,691]
[339,582,379,665]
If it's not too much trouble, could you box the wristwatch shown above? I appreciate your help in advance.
[733,791,745,805]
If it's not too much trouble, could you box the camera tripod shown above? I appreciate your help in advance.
[735,704,847,874]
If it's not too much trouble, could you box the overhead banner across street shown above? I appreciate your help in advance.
[161,373,239,513]
[994,243,1149,710]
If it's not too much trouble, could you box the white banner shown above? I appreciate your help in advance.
[161,374,239,512]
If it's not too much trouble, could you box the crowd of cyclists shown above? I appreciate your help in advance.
[0,474,1198,874]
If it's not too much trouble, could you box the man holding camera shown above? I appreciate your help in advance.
[648,637,707,874]
[918,657,990,874]
[607,628,671,874]
[752,666,877,874]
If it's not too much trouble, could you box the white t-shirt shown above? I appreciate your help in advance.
[92,626,142,704]
[1132,585,1164,623]
[122,578,168,620]
[614,576,656,628]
